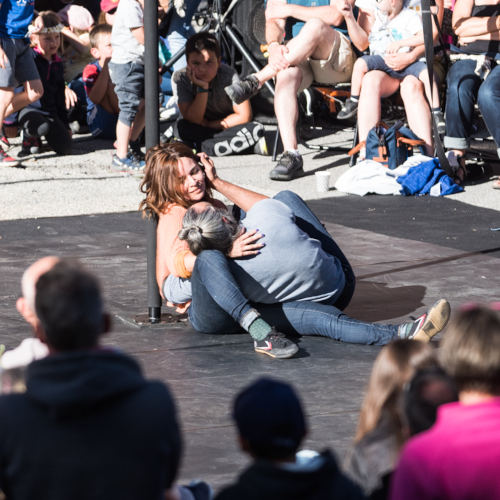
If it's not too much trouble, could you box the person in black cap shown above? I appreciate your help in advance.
[215,377,366,500]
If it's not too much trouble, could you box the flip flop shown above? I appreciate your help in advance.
[493,179,500,190]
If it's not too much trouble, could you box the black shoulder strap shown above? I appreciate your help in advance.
[421,0,454,178]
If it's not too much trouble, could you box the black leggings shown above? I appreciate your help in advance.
[18,109,72,155]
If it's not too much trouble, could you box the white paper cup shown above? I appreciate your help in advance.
[315,171,330,192]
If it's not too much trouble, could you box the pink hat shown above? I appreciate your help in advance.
[58,5,94,31]
[100,0,120,13]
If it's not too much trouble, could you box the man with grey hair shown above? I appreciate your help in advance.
[0,256,60,371]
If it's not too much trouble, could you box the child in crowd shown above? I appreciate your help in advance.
[215,378,364,499]
[98,0,120,26]
[108,0,147,171]
[17,11,75,159]
[0,0,43,166]
[170,32,268,157]
[338,0,444,130]
[83,24,119,139]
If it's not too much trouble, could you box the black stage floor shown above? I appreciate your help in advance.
[1,196,498,489]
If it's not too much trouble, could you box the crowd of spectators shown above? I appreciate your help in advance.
[0,257,498,499]
[1,0,499,187]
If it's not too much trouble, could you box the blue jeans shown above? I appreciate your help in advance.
[444,59,500,157]
[188,192,399,345]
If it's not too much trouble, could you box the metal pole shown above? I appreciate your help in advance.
[145,0,162,323]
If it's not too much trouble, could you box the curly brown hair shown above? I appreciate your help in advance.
[139,141,213,217]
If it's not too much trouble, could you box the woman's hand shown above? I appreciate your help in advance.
[198,152,218,184]
[386,41,401,54]
[228,228,264,258]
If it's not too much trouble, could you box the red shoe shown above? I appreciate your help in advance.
[0,147,20,167]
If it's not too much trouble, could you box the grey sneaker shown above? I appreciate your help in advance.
[225,74,260,105]
[269,151,304,181]
[337,98,358,120]
[398,299,451,342]
[254,328,299,359]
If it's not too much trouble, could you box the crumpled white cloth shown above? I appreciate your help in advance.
[0,338,49,370]
[335,155,433,196]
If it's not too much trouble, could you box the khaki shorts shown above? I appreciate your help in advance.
[297,31,355,93]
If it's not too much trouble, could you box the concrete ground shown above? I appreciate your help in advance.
[0,124,499,221]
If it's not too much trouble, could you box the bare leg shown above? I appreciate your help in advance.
[254,18,336,85]
[4,80,43,116]
[357,71,400,142]
[400,76,433,155]
[130,99,145,142]
[418,69,440,109]
[115,120,131,159]
[350,58,369,97]
[274,67,302,151]
[0,87,15,126]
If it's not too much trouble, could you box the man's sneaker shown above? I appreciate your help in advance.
[432,109,446,135]
[0,146,19,167]
[337,98,358,120]
[269,151,304,181]
[225,74,260,105]
[111,152,145,173]
[17,135,41,159]
[254,328,299,359]
[398,299,451,342]
[253,135,269,156]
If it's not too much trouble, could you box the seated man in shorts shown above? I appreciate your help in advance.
[224,0,356,181]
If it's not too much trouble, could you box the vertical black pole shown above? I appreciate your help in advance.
[145,0,161,323]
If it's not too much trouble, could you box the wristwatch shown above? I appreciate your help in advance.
[196,86,210,93]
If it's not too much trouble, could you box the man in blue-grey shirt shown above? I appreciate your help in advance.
[224,0,356,181]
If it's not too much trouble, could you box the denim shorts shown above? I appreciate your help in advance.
[0,37,40,87]
[108,60,144,126]
[361,54,426,80]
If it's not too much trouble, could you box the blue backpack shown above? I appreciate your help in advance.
[349,121,426,170]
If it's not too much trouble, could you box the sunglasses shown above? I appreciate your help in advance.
[106,7,117,14]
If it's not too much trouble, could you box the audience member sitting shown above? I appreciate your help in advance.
[344,339,435,499]
[17,11,75,159]
[0,259,183,500]
[224,0,356,180]
[343,0,445,157]
[403,365,458,436]
[169,32,267,157]
[215,377,366,500]
[0,256,57,393]
[99,0,120,26]
[390,304,500,500]
[83,24,119,139]
[337,0,444,132]
[443,0,500,185]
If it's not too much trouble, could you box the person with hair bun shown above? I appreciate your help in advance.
[141,143,451,360]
